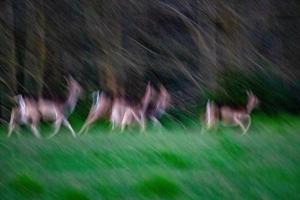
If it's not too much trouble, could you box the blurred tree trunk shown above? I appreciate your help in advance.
[102,1,123,95]
[0,0,16,121]
[120,0,148,99]
[83,0,123,95]
[23,0,46,98]
[42,1,67,100]
[13,0,26,95]
[193,0,219,91]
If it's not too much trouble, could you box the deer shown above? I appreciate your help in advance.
[78,91,112,135]
[145,84,171,126]
[78,84,145,135]
[118,82,153,132]
[8,77,83,138]
[204,91,259,135]
[120,83,172,131]
[110,96,128,131]
[8,95,41,138]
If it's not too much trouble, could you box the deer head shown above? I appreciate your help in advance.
[205,99,219,129]
[64,77,83,115]
[141,82,153,114]
[246,91,259,113]
[156,84,171,113]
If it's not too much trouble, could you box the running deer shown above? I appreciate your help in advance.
[119,82,153,132]
[110,96,128,131]
[204,91,259,135]
[146,84,171,125]
[78,91,112,135]
[8,95,41,138]
[8,77,83,138]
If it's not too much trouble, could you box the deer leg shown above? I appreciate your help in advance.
[62,118,76,137]
[139,116,146,132]
[7,111,16,137]
[150,116,164,135]
[78,119,93,135]
[233,117,247,135]
[150,116,160,126]
[120,124,125,132]
[9,124,21,137]
[110,116,116,130]
[7,123,16,137]
[48,119,62,138]
[8,123,16,138]
[30,124,41,138]
[111,117,116,130]
[111,117,119,131]
[132,111,145,132]
[242,115,251,135]
[120,118,127,132]
[120,115,127,132]
[78,123,91,135]
[79,112,99,135]
[111,122,115,130]
[121,109,132,132]
[136,115,145,133]
[78,123,88,135]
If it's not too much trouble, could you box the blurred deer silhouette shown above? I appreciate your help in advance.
[8,77,82,138]
[78,91,112,135]
[118,82,153,132]
[204,91,259,135]
[78,81,171,134]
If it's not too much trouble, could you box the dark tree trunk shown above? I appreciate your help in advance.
[0,0,16,122]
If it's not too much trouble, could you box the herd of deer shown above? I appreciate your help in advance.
[7,77,259,138]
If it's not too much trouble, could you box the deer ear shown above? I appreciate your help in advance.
[64,76,70,85]
[13,95,21,102]
[91,90,100,98]
[246,90,252,96]
[69,75,76,83]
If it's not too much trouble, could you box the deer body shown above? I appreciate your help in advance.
[78,91,112,135]
[8,78,82,138]
[146,84,171,124]
[8,97,41,138]
[119,101,146,132]
[111,83,152,132]
[79,82,170,134]
[204,91,258,135]
[38,100,64,121]
[120,83,171,130]
[110,98,128,130]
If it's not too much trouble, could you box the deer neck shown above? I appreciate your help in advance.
[246,99,255,114]
[64,88,79,115]
[18,95,27,122]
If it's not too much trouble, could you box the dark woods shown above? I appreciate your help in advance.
[1,0,300,121]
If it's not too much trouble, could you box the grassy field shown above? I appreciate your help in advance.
[0,114,300,200]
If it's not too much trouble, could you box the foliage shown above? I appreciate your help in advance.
[1,0,300,120]
[203,67,300,113]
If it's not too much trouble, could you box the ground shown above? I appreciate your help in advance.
[0,114,300,200]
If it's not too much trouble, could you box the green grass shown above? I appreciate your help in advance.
[0,114,300,199]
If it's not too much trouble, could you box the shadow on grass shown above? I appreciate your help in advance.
[98,184,123,200]
[158,151,193,169]
[9,174,44,197]
[57,188,90,200]
[218,136,247,159]
[136,175,180,198]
